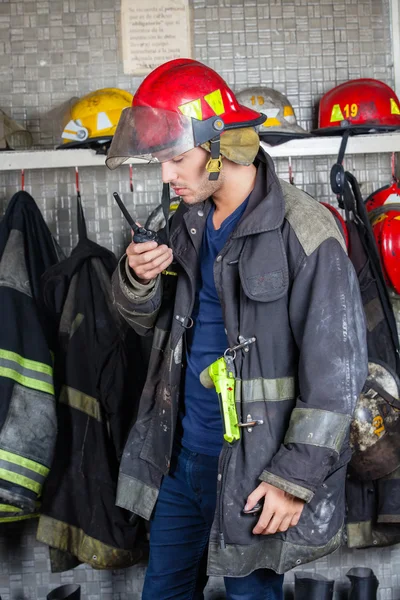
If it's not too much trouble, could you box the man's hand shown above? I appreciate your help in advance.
[127,235,173,284]
[245,482,305,535]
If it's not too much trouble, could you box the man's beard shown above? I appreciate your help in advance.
[181,171,224,206]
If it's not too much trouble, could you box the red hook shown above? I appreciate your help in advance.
[129,164,133,193]
[288,157,295,186]
[75,166,81,200]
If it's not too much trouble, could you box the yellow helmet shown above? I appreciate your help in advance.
[60,88,133,150]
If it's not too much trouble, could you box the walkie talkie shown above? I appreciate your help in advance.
[113,192,159,244]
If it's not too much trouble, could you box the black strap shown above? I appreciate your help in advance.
[77,192,87,240]
[330,129,351,207]
[210,136,220,160]
[161,183,170,242]
[208,137,221,181]
[345,171,400,373]
[367,379,400,411]
[338,129,350,165]
[330,129,350,202]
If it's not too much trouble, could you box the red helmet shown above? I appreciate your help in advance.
[321,202,349,249]
[313,79,400,135]
[366,180,400,294]
[106,59,265,169]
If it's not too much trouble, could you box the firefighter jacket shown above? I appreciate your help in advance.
[0,191,60,519]
[36,201,150,571]
[346,283,400,548]
[112,149,368,576]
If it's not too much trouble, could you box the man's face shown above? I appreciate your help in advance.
[161,146,224,205]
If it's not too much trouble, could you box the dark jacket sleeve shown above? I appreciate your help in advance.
[259,238,368,502]
[111,255,162,336]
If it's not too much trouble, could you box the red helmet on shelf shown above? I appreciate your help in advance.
[321,202,349,249]
[366,180,400,294]
[313,79,400,135]
[106,59,265,169]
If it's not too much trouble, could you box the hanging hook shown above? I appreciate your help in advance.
[75,166,81,201]
[288,156,295,186]
[21,169,25,191]
[75,166,87,239]
[330,129,350,208]
[129,164,134,193]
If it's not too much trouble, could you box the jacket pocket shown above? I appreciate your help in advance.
[238,231,289,303]
[286,457,347,548]
[219,418,286,547]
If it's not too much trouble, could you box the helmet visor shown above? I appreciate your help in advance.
[106,106,196,169]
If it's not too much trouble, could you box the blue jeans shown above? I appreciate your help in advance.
[142,444,284,600]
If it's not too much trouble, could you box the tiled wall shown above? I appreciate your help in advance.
[0,0,399,598]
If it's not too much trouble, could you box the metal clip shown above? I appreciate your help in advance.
[175,315,194,329]
[223,353,236,378]
[238,414,264,433]
[224,336,256,360]
[238,335,256,353]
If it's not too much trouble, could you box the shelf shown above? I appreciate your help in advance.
[261,132,400,158]
[1,133,400,172]
[0,148,143,172]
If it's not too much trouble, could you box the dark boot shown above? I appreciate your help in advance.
[47,584,81,600]
[294,573,334,600]
[346,567,379,600]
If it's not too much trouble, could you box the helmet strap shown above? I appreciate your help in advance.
[161,182,170,241]
[206,136,222,180]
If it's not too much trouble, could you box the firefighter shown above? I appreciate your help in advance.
[107,59,368,600]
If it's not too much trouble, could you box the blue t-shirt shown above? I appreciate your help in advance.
[181,197,249,456]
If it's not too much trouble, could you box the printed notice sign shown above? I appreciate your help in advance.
[121,0,192,75]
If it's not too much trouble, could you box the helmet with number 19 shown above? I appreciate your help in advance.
[313,79,400,135]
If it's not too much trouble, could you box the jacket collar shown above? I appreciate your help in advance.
[170,146,285,251]
[232,148,285,238]
[170,199,210,256]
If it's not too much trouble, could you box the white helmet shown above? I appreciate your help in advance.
[236,86,310,145]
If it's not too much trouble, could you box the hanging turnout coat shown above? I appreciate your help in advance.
[0,191,60,520]
[339,173,400,549]
[37,199,150,571]
[112,149,368,576]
